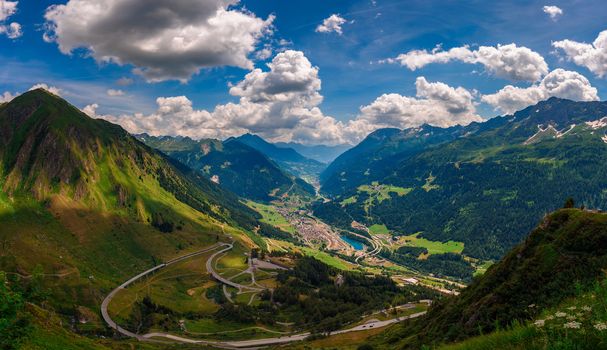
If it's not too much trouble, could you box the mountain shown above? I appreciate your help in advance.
[232,133,326,184]
[315,98,607,261]
[0,90,287,340]
[319,125,473,195]
[274,141,351,163]
[136,134,314,202]
[373,207,607,349]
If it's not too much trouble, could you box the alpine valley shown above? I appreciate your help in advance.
[3,2,607,350]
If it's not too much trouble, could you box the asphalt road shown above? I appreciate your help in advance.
[101,242,425,348]
[142,311,427,348]
[205,243,263,292]
[101,243,224,341]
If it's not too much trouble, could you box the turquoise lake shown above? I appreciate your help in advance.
[340,235,365,251]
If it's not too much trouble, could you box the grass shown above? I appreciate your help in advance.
[107,251,220,323]
[473,261,494,276]
[287,327,386,349]
[245,201,296,234]
[398,233,464,255]
[438,327,543,350]
[299,247,356,271]
[340,195,358,206]
[369,224,390,235]
[422,173,440,192]
[356,182,413,212]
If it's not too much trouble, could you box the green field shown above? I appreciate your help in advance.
[108,251,220,323]
[399,233,464,255]
[474,260,494,276]
[358,182,413,202]
[350,182,412,214]
[369,224,390,235]
[299,247,355,270]
[340,195,358,206]
[245,201,296,234]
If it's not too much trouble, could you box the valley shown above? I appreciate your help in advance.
[3,85,607,350]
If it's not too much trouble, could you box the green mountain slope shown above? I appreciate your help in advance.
[232,133,326,184]
[320,125,473,195]
[0,89,279,342]
[137,134,314,202]
[372,208,607,349]
[316,98,607,261]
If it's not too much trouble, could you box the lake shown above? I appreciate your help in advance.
[341,235,365,251]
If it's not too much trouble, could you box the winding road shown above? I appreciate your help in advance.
[101,242,424,348]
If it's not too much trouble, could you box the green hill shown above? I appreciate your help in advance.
[372,208,607,349]
[316,98,607,263]
[137,134,314,202]
[0,89,280,345]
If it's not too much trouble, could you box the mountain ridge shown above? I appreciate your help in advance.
[232,133,326,183]
[136,133,315,202]
[315,97,607,262]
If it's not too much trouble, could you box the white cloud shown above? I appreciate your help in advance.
[92,53,493,145]
[82,103,99,117]
[543,5,563,20]
[1,83,61,103]
[29,83,62,96]
[43,0,274,82]
[353,77,482,132]
[0,0,21,39]
[0,0,17,22]
[552,30,607,78]
[482,69,599,114]
[388,43,549,82]
[97,50,349,145]
[116,77,133,86]
[255,47,273,60]
[0,90,16,102]
[107,89,125,97]
[316,14,347,35]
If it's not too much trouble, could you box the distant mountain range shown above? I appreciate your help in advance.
[274,141,351,163]
[231,133,326,184]
[136,134,315,202]
[315,97,607,260]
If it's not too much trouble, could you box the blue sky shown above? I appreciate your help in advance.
[1,0,607,145]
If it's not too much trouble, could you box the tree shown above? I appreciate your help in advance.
[0,273,31,349]
[564,197,575,208]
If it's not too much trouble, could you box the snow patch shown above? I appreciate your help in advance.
[585,117,607,130]
[524,124,575,145]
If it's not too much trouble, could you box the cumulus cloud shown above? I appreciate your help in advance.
[97,50,349,145]
[0,0,21,39]
[543,5,563,20]
[388,43,549,82]
[82,103,99,117]
[482,69,599,114]
[1,83,62,103]
[94,52,485,145]
[0,90,16,103]
[43,0,274,82]
[316,14,347,35]
[552,30,607,78]
[29,83,62,96]
[107,89,125,97]
[353,77,482,132]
